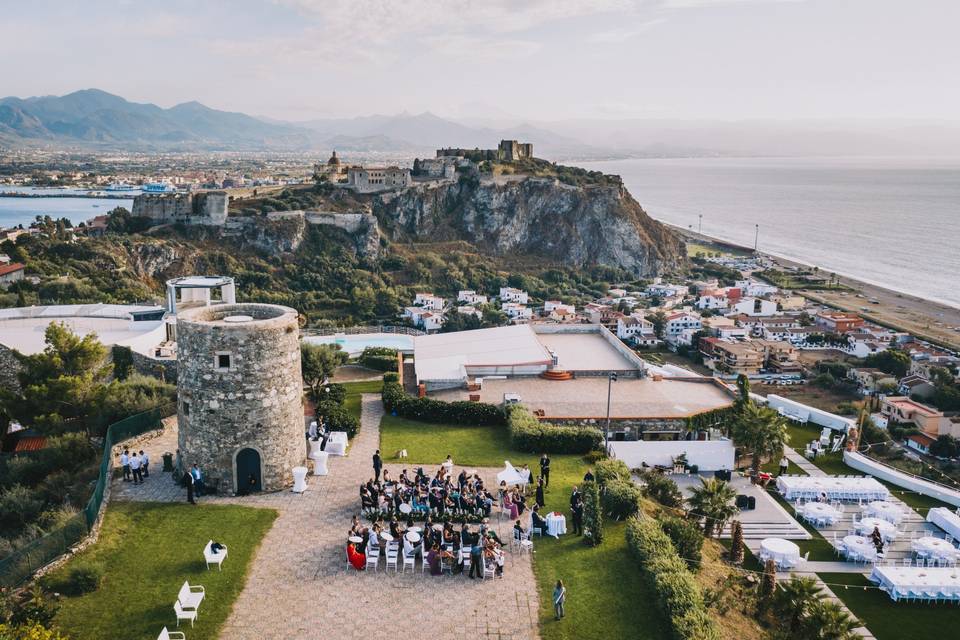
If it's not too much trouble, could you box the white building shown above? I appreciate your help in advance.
[696,293,729,310]
[731,297,778,317]
[456,305,483,319]
[617,315,658,346]
[413,293,445,311]
[457,290,488,305]
[347,166,412,193]
[646,282,689,298]
[544,301,575,314]
[499,287,529,304]
[664,311,702,338]
[502,302,533,321]
[735,279,779,298]
[420,312,445,332]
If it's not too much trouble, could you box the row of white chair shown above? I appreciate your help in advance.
[158,540,229,639]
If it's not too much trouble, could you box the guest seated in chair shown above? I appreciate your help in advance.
[346,541,366,571]
[530,505,549,537]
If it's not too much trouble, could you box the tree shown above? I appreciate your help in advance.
[729,519,745,565]
[773,576,823,635]
[440,309,483,333]
[687,477,737,538]
[649,310,668,339]
[735,374,751,410]
[641,471,684,508]
[732,402,788,475]
[929,434,960,458]
[300,343,348,402]
[758,558,778,613]
[864,349,911,378]
[804,599,860,640]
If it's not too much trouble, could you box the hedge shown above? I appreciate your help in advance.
[625,516,720,640]
[381,381,505,426]
[595,458,631,486]
[582,480,603,546]
[383,372,399,383]
[602,479,641,520]
[506,405,602,454]
[661,517,704,570]
[318,400,360,438]
[359,347,398,372]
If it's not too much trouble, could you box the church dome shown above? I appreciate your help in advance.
[328,150,340,166]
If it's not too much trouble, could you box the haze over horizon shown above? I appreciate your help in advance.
[3,0,960,125]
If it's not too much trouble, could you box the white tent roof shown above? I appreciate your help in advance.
[413,324,551,382]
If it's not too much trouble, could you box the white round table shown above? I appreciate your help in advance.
[399,503,412,514]
[348,536,363,544]
[760,538,800,568]
[913,537,959,562]
[801,502,840,525]
[546,513,567,538]
[867,501,904,525]
[380,532,394,542]
[856,517,897,541]
[292,466,308,493]
[312,451,328,476]
[842,535,877,561]
[405,532,421,543]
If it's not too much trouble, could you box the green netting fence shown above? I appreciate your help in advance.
[0,402,175,588]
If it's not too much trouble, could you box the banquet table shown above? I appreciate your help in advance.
[760,538,801,568]
[869,566,960,601]
[855,517,898,542]
[800,502,841,525]
[866,501,904,525]
[776,475,890,502]
[546,513,567,538]
[927,508,960,540]
[292,466,308,493]
[912,537,959,563]
[326,431,348,456]
[842,535,877,562]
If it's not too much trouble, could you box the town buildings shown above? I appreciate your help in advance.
[815,311,865,333]
[878,396,959,438]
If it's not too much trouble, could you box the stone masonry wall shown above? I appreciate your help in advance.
[176,303,305,493]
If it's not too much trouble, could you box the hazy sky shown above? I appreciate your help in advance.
[3,0,959,122]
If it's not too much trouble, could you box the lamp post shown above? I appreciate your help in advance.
[754,224,759,252]
[605,372,618,455]
[698,214,702,235]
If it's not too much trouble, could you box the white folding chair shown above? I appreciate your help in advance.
[402,550,416,573]
[174,601,197,628]
[366,549,380,571]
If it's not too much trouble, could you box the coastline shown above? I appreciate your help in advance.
[667,223,960,352]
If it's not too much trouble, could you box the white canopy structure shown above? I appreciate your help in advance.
[497,461,531,488]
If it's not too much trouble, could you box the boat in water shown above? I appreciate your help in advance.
[142,182,177,193]
[105,182,138,192]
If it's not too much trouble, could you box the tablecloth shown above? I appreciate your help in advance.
[546,513,567,538]
[855,517,897,541]
[842,535,877,561]
[292,466,308,493]
[800,502,841,525]
[776,475,890,501]
[760,538,800,567]
[928,508,960,540]
[869,566,960,600]
[913,537,959,562]
[866,501,904,524]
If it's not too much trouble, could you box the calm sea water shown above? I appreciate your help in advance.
[0,187,134,228]
[577,157,960,308]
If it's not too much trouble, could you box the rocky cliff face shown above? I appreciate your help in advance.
[373,177,685,276]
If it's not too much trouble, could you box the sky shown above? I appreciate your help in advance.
[2,0,959,123]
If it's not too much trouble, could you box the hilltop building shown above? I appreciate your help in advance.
[131,190,228,226]
[436,140,534,163]
[346,166,412,193]
[313,150,349,182]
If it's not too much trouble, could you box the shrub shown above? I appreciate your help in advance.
[0,485,45,537]
[661,517,704,570]
[358,347,398,372]
[595,459,631,486]
[45,564,102,596]
[506,405,602,454]
[382,381,505,426]
[602,479,641,519]
[383,372,399,383]
[318,400,360,438]
[323,383,347,405]
[582,450,606,464]
[582,480,603,546]
[625,516,721,640]
[641,471,684,508]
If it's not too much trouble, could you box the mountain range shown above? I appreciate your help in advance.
[0,89,595,157]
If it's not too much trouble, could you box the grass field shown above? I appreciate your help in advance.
[51,502,276,640]
[341,379,384,419]
[819,573,957,640]
[378,415,666,640]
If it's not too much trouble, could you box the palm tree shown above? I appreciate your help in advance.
[773,576,823,634]
[687,477,738,537]
[805,599,860,640]
[732,402,788,474]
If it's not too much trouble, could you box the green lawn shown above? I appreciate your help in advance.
[819,573,957,640]
[51,502,276,640]
[760,457,806,476]
[341,379,383,419]
[378,415,667,640]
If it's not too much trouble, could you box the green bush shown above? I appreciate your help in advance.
[625,516,721,640]
[582,450,606,464]
[661,517,704,570]
[595,459,631,486]
[318,400,360,438]
[582,480,603,546]
[382,381,505,426]
[323,383,347,405]
[383,372,399,383]
[44,564,102,596]
[641,471,684,508]
[602,479,641,519]
[506,405,602,454]
[358,347,398,372]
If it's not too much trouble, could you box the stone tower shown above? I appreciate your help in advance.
[176,303,305,493]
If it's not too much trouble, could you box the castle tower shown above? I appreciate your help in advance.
[176,303,305,493]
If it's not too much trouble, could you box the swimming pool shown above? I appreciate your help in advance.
[302,333,414,356]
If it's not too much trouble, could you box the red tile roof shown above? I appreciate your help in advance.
[0,262,25,277]
[13,435,47,452]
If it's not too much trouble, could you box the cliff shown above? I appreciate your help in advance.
[372,176,686,276]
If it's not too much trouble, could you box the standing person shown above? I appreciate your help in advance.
[120,449,131,482]
[373,449,383,482]
[778,456,789,477]
[539,453,551,487]
[185,468,196,504]
[130,451,142,485]
[583,468,594,482]
[469,534,483,579]
[140,450,150,478]
[570,487,583,536]
[191,464,205,496]
[553,580,566,620]
[535,476,545,509]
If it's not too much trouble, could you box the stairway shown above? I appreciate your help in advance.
[540,370,574,380]
[719,520,811,540]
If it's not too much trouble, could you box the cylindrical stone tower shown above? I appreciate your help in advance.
[176,303,305,493]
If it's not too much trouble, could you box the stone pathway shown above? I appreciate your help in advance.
[784,445,827,477]
[111,395,540,640]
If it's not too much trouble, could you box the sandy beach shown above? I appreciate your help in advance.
[672,226,960,351]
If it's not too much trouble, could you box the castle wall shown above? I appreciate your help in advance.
[176,303,305,493]
[132,191,228,226]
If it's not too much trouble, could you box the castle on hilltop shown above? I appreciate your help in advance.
[436,139,534,162]
[131,191,228,226]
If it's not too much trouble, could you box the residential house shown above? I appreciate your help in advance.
[0,262,25,288]
[544,301,575,315]
[548,308,578,323]
[702,315,744,338]
[879,396,956,438]
[735,279,779,298]
[847,368,897,395]
[730,297,778,317]
[413,292,445,311]
[403,306,431,325]
[664,311,702,339]
[696,290,729,310]
[898,374,936,399]
[815,311,865,334]
[457,290,488,305]
[499,287,529,304]
[502,302,533,322]
[646,282,689,299]
[616,315,658,346]
[456,305,483,319]
[756,316,802,341]
[905,432,936,455]
[608,288,627,298]
[420,312,445,332]
[699,338,799,375]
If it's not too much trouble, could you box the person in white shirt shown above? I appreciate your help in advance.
[129,452,143,485]
[140,450,150,478]
[120,450,131,482]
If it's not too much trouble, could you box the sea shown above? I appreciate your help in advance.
[0,186,135,229]
[576,156,960,309]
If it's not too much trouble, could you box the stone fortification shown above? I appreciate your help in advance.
[132,191,228,225]
[176,303,305,493]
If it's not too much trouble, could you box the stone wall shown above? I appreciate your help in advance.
[132,191,227,226]
[176,303,305,493]
[130,349,178,384]
[0,344,21,394]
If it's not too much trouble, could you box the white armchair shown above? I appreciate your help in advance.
[158,626,186,640]
[204,540,227,570]
[174,600,197,628]
[177,580,205,611]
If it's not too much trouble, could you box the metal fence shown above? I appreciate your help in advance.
[304,325,425,337]
[0,403,176,588]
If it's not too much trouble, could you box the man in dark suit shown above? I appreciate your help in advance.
[185,469,196,504]
[570,486,583,535]
[539,453,551,487]
[373,449,383,482]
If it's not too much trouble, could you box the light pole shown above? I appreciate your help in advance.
[698,214,702,235]
[605,372,618,455]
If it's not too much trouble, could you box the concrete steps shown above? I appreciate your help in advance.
[540,370,574,380]
[720,520,811,540]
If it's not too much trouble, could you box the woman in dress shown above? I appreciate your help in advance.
[346,541,366,571]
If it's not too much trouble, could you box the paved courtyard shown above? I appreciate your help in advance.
[111,395,540,640]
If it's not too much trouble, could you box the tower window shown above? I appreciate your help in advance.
[215,352,232,370]
[183,401,190,416]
